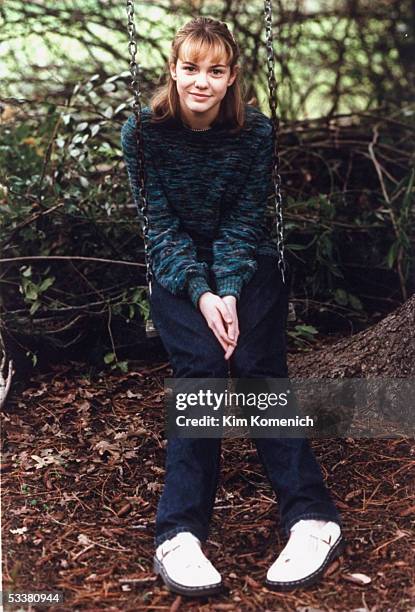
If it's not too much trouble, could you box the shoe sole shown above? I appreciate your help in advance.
[153,555,223,597]
[265,535,346,591]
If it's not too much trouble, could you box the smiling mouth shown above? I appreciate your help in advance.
[191,93,210,98]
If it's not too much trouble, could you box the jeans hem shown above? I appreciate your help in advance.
[283,512,343,538]
[155,526,208,549]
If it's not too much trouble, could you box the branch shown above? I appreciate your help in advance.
[0,256,145,268]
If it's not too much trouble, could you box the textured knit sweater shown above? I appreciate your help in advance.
[120,104,278,309]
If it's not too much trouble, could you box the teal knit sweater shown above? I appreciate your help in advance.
[120,104,278,309]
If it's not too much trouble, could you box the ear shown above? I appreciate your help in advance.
[228,64,240,87]
[169,62,177,80]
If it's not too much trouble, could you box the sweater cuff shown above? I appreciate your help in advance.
[215,275,243,300]
[187,276,212,309]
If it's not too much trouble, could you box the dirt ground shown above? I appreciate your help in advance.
[1,360,414,611]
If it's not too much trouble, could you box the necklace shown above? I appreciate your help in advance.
[183,123,212,132]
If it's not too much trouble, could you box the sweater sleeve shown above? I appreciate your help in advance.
[120,114,212,309]
[211,126,274,299]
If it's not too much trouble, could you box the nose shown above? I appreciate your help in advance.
[194,72,209,89]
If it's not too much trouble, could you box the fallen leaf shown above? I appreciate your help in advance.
[30,449,66,469]
[343,572,372,585]
[30,454,58,469]
[77,533,90,546]
[117,503,132,517]
[345,488,362,501]
[10,527,28,535]
[126,390,143,399]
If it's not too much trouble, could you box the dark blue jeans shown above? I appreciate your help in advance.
[150,254,343,548]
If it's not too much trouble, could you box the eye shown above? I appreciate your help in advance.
[212,69,224,75]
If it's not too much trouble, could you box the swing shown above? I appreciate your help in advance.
[125,1,295,339]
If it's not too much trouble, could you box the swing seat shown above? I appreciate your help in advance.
[145,318,159,338]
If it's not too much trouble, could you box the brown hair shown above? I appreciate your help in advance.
[149,17,246,132]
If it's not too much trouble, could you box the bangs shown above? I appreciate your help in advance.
[179,35,232,66]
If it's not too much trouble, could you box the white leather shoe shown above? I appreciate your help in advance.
[153,531,223,597]
[265,519,345,591]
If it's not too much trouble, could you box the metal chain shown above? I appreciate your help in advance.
[126,1,153,296]
[126,1,159,337]
[264,0,287,284]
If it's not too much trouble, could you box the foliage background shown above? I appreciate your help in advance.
[0,0,414,371]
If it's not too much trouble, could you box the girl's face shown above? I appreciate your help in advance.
[170,49,238,125]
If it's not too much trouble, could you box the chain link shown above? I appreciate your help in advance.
[126,0,153,299]
[264,0,287,284]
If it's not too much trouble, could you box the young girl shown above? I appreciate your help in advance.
[121,16,345,598]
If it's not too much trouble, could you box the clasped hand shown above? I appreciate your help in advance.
[198,292,239,360]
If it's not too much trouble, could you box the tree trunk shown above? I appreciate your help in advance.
[289,294,415,377]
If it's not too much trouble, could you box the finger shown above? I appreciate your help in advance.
[226,322,238,356]
[225,308,238,342]
[221,302,233,322]
[227,318,238,342]
[219,303,233,327]
[224,343,236,360]
[213,327,233,354]
[212,318,236,346]
[231,311,240,342]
